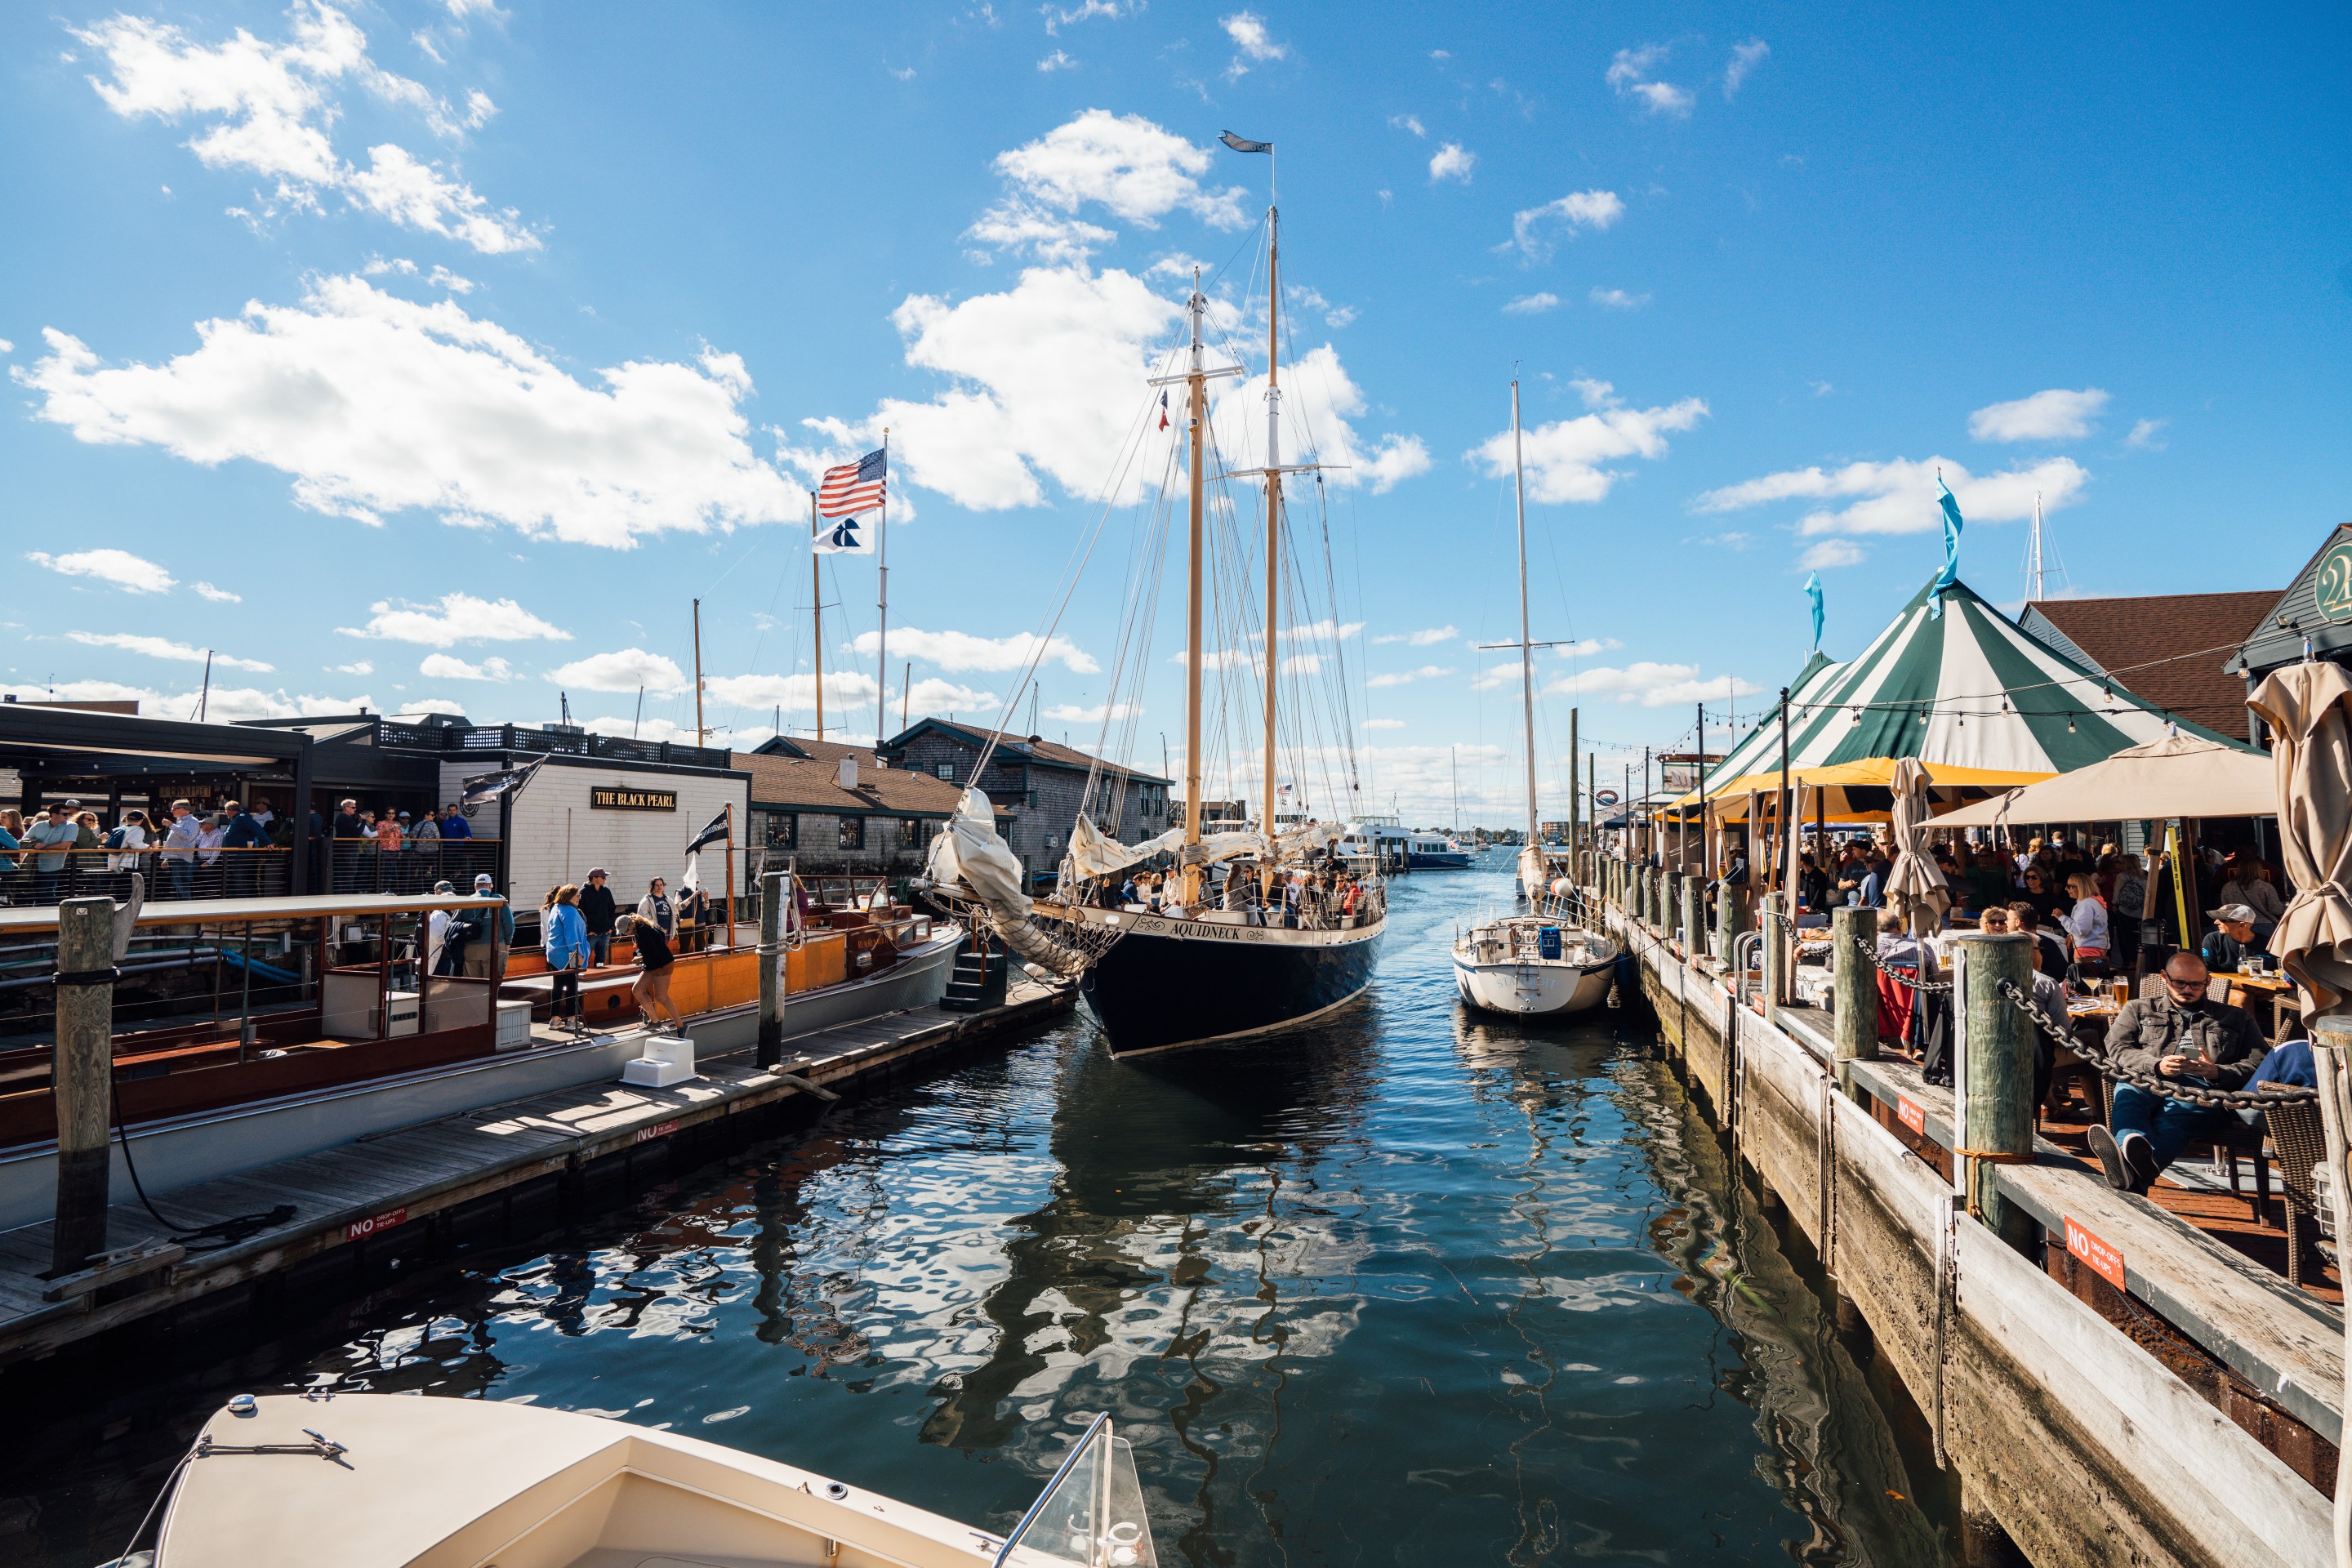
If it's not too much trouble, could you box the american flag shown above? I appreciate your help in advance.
[817,448,887,519]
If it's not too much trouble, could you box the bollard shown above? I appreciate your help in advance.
[1683,875,1704,961]
[1645,868,1661,929]
[1958,930,2037,1252]
[1717,875,1746,966]
[1830,906,1879,1081]
[52,897,115,1276]
[756,869,786,1069]
[1664,872,1682,947]
[1760,892,1784,1004]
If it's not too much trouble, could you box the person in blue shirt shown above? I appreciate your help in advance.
[541,883,590,1025]
[439,804,473,840]
[220,798,272,894]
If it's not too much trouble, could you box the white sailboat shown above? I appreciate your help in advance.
[106,1392,1157,1568]
[1452,379,1617,1018]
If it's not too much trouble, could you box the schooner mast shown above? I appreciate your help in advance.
[1261,204,1283,844]
[1513,378,1537,854]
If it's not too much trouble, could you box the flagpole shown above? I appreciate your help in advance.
[724,803,737,953]
[693,596,706,748]
[875,426,889,750]
[810,491,823,742]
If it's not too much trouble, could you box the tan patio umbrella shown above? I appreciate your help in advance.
[1881,757,1950,938]
[2246,662,2352,1023]
[1933,732,2272,829]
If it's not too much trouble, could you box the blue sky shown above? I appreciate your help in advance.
[3,1,2345,824]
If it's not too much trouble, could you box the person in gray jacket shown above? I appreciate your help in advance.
[2087,951,2268,1194]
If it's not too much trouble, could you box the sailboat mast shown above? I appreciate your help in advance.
[1261,204,1282,839]
[2028,491,2046,603]
[693,596,706,748]
[810,492,824,742]
[1512,379,1537,847]
[875,426,889,748]
[1183,271,1207,850]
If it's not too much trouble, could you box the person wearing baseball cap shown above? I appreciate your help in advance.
[2199,904,2269,973]
[425,880,457,975]
[579,867,619,966]
[461,871,516,979]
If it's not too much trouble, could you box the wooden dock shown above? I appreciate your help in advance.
[0,978,1076,1366]
[1592,865,2339,1568]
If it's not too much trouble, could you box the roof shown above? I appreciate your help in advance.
[2020,590,2276,728]
[756,734,883,766]
[881,719,1172,785]
[2227,523,2352,675]
[0,702,313,771]
[730,749,972,817]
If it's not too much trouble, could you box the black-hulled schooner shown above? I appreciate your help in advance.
[1039,178,1386,1056]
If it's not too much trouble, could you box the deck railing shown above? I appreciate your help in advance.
[0,840,507,906]
[376,719,732,769]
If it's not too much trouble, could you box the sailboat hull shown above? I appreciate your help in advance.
[1047,906,1381,1055]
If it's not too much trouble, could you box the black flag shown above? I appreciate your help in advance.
[1219,130,1272,154]
[457,755,544,808]
[685,808,731,855]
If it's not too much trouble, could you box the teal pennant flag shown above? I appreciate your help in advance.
[1804,572,1824,649]
[1931,478,1964,618]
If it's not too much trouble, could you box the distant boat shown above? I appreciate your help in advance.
[1452,377,1618,1018]
[1408,830,1472,870]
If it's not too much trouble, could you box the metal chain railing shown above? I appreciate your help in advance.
[1846,932,1954,993]
[1996,976,2315,1107]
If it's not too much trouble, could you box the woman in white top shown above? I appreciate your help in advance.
[636,876,677,941]
[2059,871,2110,970]
[105,810,150,871]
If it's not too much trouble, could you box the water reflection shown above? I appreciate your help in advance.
[0,870,1950,1568]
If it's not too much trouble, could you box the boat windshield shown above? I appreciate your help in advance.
[995,1414,1158,1568]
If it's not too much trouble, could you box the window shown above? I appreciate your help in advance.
[899,817,927,845]
[764,813,796,849]
[935,761,955,781]
[838,815,865,850]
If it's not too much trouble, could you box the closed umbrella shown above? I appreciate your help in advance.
[1882,757,1950,938]
[2246,663,2352,1023]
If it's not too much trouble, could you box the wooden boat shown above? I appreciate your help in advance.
[0,886,960,1232]
[1450,380,1616,1020]
[109,1390,1158,1568]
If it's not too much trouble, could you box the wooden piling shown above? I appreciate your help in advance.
[1830,906,1878,1080]
[51,897,115,1275]
[755,869,785,1068]
[1957,931,2036,1251]
[1760,892,1783,1002]
[1717,873,1746,964]
[1682,875,1704,959]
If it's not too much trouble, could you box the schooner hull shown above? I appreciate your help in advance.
[1049,907,1381,1055]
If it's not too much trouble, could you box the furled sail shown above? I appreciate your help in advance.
[1065,814,1349,884]
[925,788,1089,976]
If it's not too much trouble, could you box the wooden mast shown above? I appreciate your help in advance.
[693,597,706,747]
[1261,203,1282,844]
[1184,271,1207,858]
[1512,379,1537,853]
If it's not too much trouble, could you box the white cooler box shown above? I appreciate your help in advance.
[495,998,534,1052]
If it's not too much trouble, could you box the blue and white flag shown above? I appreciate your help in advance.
[1804,572,1824,648]
[1930,477,1964,618]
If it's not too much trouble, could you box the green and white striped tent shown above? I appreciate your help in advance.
[1672,574,2248,822]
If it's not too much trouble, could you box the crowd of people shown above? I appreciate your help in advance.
[535,866,726,1031]
[1078,853,1380,928]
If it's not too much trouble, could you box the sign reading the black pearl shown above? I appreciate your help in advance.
[590,786,679,811]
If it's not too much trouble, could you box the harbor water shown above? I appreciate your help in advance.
[2,862,1954,1566]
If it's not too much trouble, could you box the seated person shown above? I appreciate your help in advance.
[2087,953,2269,1194]
[2007,901,2068,980]
[2199,903,2270,973]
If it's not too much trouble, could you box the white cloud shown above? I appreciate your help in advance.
[19,276,793,548]
[1209,345,1429,495]
[1967,387,2109,443]
[427,265,474,293]
[1044,701,1138,723]
[1220,11,1287,75]
[68,630,272,670]
[548,648,684,693]
[984,109,1245,250]
[1544,662,1762,708]
[1724,39,1769,98]
[1279,618,1364,642]
[1364,716,1405,729]
[25,547,177,594]
[1589,286,1650,310]
[1279,653,1323,675]
[1,677,368,722]
[1555,636,1623,657]
[1428,142,1475,183]
[1693,455,2090,537]
[1503,292,1560,314]
[418,652,511,680]
[1040,0,1129,33]
[338,591,571,645]
[847,626,1098,673]
[1606,45,1694,117]
[1799,539,1868,569]
[1037,50,1076,72]
[192,579,241,601]
[1367,665,1454,688]
[1373,625,1457,646]
[1389,114,1426,137]
[1469,379,1708,504]
[1808,380,1833,397]
[72,2,537,254]
[2126,417,2168,450]
[1500,190,1625,261]
[700,670,993,720]
[332,659,373,675]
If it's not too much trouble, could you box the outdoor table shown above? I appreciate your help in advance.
[2214,970,2301,1042]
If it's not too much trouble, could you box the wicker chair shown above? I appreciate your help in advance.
[2266,1098,2334,1288]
